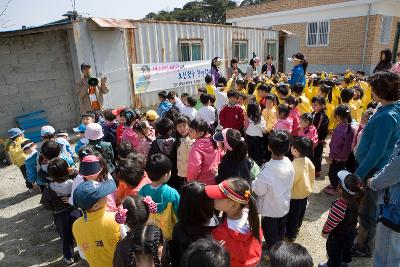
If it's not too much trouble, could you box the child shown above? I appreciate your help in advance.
[133,121,155,158]
[55,129,75,165]
[180,93,189,106]
[245,102,267,166]
[262,93,278,133]
[312,96,329,177]
[247,82,256,96]
[325,105,355,195]
[340,88,358,123]
[171,182,218,267]
[275,104,293,133]
[270,241,313,267]
[21,140,41,191]
[6,128,31,190]
[187,119,220,185]
[258,85,272,109]
[206,178,262,267]
[205,74,216,96]
[81,113,95,126]
[291,83,313,114]
[195,88,206,110]
[237,93,247,111]
[215,81,229,115]
[353,109,374,154]
[196,93,216,126]
[175,95,198,121]
[167,91,181,113]
[298,113,318,149]
[175,116,194,183]
[252,130,295,251]
[352,87,364,122]
[40,158,78,265]
[276,84,290,104]
[73,124,88,154]
[145,109,159,127]
[285,137,315,242]
[219,90,245,131]
[139,154,180,241]
[114,155,151,206]
[157,90,172,117]
[237,79,247,94]
[285,95,301,137]
[116,141,134,160]
[102,109,118,157]
[72,179,120,267]
[41,125,56,142]
[182,238,230,267]
[112,106,127,145]
[320,171,364,267]
[318,83,335,131]
[122,108,141,150]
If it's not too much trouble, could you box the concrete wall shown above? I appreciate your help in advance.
[0,30,79,137]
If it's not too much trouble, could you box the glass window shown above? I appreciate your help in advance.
[307,21,330,46]
[380,16,392,44]
[265,41,277,59]
[179,40,203,61]
[233,40,248,62]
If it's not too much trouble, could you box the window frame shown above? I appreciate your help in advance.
[178,39,203,62]
[232,39,249,63]
[265,40,278,61]
[380,16,393,44]
[306,20,330,47]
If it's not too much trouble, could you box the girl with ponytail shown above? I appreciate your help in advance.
[206,178,262,267]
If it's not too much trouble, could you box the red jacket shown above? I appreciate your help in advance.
[212,220,262,267]
[116,124,125,145]
[219,104,245,130]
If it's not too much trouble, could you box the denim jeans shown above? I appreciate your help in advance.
[374,222,400,267]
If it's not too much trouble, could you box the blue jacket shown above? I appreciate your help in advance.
[355,101,400,179]
[25,151,45,186]
[288,65,306,87]
[157,101,172,118]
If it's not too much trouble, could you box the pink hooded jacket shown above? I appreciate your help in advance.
[298,125,319,148]
[187,135,221,185]
[274,118,293,133]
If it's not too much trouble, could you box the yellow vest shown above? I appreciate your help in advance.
[148,203,178,241]
[262,106,277,132]
[296,94,313,114]
[7,136,28,167]
[291,157,315,199]
[205,84,216,96]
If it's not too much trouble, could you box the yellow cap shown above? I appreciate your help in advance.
[146,110,159,121]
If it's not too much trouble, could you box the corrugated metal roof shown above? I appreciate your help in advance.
[0,19,72,37]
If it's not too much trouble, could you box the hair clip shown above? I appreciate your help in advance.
[115,205,128,224]
[82,151,88,155]
[244,190,250,198]
[143,196,157,214]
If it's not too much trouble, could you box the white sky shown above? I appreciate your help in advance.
[0,0,192,31]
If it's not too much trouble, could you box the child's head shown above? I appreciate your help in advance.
[73,124,87,138]
[300,112,313,128]
[103,109,116,123]
[78,146,94,161]
[47,158,70,183]
[81,113,95,126]
[116,141,134,160]
[285,95,300,109]
[277,104,290,120]
[167,91,177,103]
[334,104,352,124]
[165,108,181,123]
[133,121,150,139]
[41,125,56,141]
[145,154,172,183]
[158,90,167,101]
[181,93,189,105]
[123,108,141,127]
[182,238,230,267]
[205,178,260,242]
[337,170,365,204]
[186,96,197,108]
[247,94,257,104]
[270,241,313,267]
[217,77,227,87]
[213,128,247,161]
[318,83,331,98]
[179,182,215,225]
[79,155,104,180]
[367,101,378,110]
[311,96,326,112]
[340,88,355,103]
[189,119,209,140]
[353,86,364,101]
[175,115,190,138]
[73,179,116,211]
[21,140,37,154]
[209,94,216,106]
[41,140,61,162]
[116,156,145,188]
[155,118,174,138]
[8,128,24,140]
[291,83,305,96]
[237,93,247,106]
[247,82,256,95]
[246,102,262,124]
[85,123,104,141]
[145,110,159,125]
[277,85,290,100]
[200,93,211,105]
[257,84,271,98]
[56,129,69,140]
[268,130,291,157]
[227,90,239,105]
[112,106,127,122]
[205,75,213,85]
[236,79,245,90]
[291,137,313,159]
[265,93,278,108]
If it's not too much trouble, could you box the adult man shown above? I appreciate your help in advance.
[76,63,109,114]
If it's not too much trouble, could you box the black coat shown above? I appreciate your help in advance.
[313,110,329,141]
[215,156,252,184]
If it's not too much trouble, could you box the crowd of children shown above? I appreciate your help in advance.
[7,55,392,267]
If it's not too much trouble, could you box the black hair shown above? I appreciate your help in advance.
[103,109,116,122]
[209,94,216,104]
[117,141,134,160]
[368,72,400,101]
[265,93,279,106]
[367,101,378,109]
[145,154,172,181]
[47,158,69,183]
[257,84,271,93]
[42,133,56,140]
[249,57,259,70]
[291,83,305,96]
[238,93,247,100]
[186,96,197,107]
[357,70,366,76]
[20,140,34,150]
[334,104,352,126]
[292,53,308,74]
[77,146,94,161]
[133,122,152,142]
[270,241,313,267]
[266,54,273,61]
[181,92,189,98]
[175,115,190,129]
[230,58,238,66]
[312,78,320,86]
[217,77,227,87]
[340,88,355,103]
[247,82,256,95]
[211,57,221,71]
[223,129,248,161]
[189,119,217,148]
[247,95,257,104]
[227,90,239,99]
[116,156,145,188]
[81,113,95,120]
[277,84,290,97]
[311,96,326,108]
[198,87,207,94]
[182,238,230,267]
[41,140,61,160]
[246,102,262,124]
[158,90,167,99]
[121,195,150,231]
[155,118,174,137]
[277,104,290,119]
[292,137,313,158]
[124,109,141,127]
[268,130,291,157]
[205,75,213,84]
[178,182,215,225]
[167,91,177,100]
[200,93,211,105]
[236,79,246,88]
[285,95,301,107]
[165,108,181,123]
[339,173,365,205]
[354,86,364,100]
[300,112,313,126]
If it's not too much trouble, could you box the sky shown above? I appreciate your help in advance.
[0,0,192,31]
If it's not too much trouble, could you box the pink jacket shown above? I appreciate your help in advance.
[298,125,319,148]
[122,127,140,149]
[289,108,301,136]
[274,118,293,133]
[187,135,221,185]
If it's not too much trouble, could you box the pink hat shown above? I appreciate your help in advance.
[85,123,104,140]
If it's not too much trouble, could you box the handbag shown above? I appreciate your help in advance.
[377,188,400,233]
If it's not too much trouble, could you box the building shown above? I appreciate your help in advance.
[0,18,278,136]
[227,0,400,74]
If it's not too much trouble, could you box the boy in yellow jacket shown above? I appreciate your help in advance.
[6,128,32,191]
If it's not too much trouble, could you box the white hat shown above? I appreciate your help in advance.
[41,125,55,137]
[85,123,104,141]
[337,170,356,195]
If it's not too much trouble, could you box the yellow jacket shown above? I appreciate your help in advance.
[360,81,372,111]
[262,107,277,132]
[205,84,216,96]
[7,136,28,167]
[344,102,359,123]
[351,99,362,123]
[73,207,120,267]
[296,94,313,114]
[291,157,315,199]
[331,86,341,108]
[326,102,336,131]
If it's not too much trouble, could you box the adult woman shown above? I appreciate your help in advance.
[373,49,393,73]
[353,71,400,257]
[210,57,222,85]
[246,57,260,81]
[285,53,308,87]
[368,139,400,267]
[391,51,400,74]
[261,55,276,78]
[226,58,245,80]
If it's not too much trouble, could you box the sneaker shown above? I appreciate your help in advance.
[351,247,372,258]
[63,258,74,266]
[324,187,337,195]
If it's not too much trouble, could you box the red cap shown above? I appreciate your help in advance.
[205,180,249,205]
[112,106,127,116]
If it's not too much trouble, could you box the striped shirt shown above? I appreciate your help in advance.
[322,198,348,234]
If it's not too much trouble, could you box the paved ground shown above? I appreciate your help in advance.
[0,160,373,267]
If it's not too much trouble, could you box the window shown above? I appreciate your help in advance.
[265,40,277,59]
[179,40,203,61]
[233,40,248,62]
[380,16,392,44]
[306,21,330,46]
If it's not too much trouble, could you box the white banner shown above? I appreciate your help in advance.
[132,60,211,94]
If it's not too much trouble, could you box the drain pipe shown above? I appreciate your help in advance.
[361,3,371,71]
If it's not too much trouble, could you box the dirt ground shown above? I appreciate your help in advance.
[0,160,373,267]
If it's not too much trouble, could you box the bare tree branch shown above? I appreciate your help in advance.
[0,0,12,17]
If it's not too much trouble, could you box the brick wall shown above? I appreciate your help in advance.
[227,0,348,19]
[0,30,79,137]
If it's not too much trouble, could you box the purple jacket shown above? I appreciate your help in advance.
[210,67,221,85]
[329,123,355,161]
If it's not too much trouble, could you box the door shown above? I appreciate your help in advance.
[284,35,300,74]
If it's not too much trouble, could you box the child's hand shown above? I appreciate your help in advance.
[325,157,332,164]
[321,232,328,239]
[61,197,70,204]
[367,178,373,188]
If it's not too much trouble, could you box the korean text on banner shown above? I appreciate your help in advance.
[132,60,211,94]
